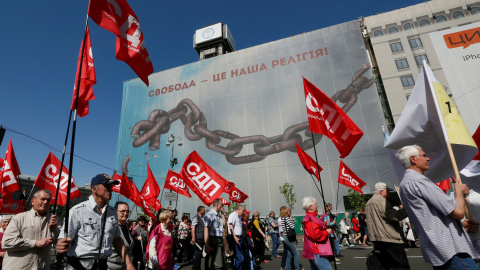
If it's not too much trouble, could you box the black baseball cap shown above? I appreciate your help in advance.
[91,174,120,188]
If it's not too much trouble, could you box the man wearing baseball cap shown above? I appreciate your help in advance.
[365,182,409,269]
[56,174,135,270]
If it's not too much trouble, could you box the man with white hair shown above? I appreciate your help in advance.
[1,189,58,270]
[365,182,409,269]
[227,204,245,270]
[396,145,480,269]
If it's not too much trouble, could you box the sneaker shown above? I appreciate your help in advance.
[335,258,341,262]
[339,244,343,247]
[275,255,282,258]
[349,244,355,247]
[174,265,180,270]
[362,244,368,247]
[263,260,270,263]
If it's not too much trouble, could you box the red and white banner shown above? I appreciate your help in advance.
[0,199,24,214]
[295,143,322,181]
[223,181,235,195]
[72,25,96,117]
[221,198,232,206]
[34,152,81,206]
[229,185,249,203]
[303,77,363,158]
[164,170,191,198]
[88,0,153,86]
[154,199,162,212]
[180,151,227,206]
[141,198,155,220]
[338,161,366,194]
[111,173,123,194]
[0,139,21,200]
[140,163,161,206]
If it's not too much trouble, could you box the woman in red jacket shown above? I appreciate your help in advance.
[351,213,362,245]
[302,197,333,270]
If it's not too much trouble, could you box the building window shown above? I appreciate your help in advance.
[453,11,465,19]
[390,42,404,53]
[388,27,399,34]
[414,54,429,66]
[470,6,480,15]
[373,30,384,37]
[404,23,415,31]
[395,59,409,70]
[419,19,431,27]
[401,76,415,87]
[409,38,423,49]
[435,15,447,23]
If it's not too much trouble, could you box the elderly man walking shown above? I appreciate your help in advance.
[56,174,135,270]
[204,198,226,270]
[1,189,58,270]
[396,145,480,269]
[365,182,409,269]
[228,204,245,270]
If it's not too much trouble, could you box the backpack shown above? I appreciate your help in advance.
[282,217,297,243]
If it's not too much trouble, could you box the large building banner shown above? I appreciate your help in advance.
[115,20,394,215]
[430,22,480,134]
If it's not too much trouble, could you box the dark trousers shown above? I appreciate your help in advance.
[373,241,410,269]
[209,236,226,270]
[253,238,265,263]
[192,239,210,270]
[178,238,193,261]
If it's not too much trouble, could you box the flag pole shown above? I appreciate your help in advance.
[309,134,327,211]
[52,110,73,215]
[64,16,89,235]
[446,141,472,218]
[309,175,323,198]
[336,175,340,213]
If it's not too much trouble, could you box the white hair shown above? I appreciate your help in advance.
[395,145,421,169]
[302,196,316,211]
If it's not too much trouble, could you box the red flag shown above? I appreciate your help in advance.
[180,151,227,206]
[115,172,135,203]
[164,170,191,198]
[303,77,363,158]
[221,198,232,206]
[71,26,96,117]
[229,185,249,203]
[1,140,21,200]
[88,0,153,86]
[34,152,81,206]
[295,143,322,181]
[154,199,162,212]
[0,199,24,214]
[338,161,366,194]
[472,125,480,160]
[140,163,161,205]
[111,173,122,194]
[436,178,452,194]
[140,198,155,220]
[223,181,235,195]
[130,180,143,207]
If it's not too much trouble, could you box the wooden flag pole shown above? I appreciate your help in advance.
[446,141,472,219]
[64,16,89,235]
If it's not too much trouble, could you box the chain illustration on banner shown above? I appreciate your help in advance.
[122,64,374,170]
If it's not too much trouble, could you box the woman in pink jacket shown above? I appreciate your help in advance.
[302,197,333,270]
[146,210,175,270]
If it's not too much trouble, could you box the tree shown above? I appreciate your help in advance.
[346,188,366,211]
[279,183,297,210]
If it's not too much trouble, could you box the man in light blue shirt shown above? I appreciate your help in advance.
[204,199,225,270]
[56,174,135,270]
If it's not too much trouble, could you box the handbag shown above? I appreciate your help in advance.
[283,217,297,242]
[406,229,415,241]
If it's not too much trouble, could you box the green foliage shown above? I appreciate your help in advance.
[346,188,366,211]
[279,183,297,210]
[227,202,247,214]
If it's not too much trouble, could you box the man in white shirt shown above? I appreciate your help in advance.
[228,205,245,270]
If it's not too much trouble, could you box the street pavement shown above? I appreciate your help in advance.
[178,236,432,270]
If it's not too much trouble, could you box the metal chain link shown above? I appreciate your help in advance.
[123,64,373,168]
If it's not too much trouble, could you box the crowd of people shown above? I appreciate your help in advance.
[2,144,480,270]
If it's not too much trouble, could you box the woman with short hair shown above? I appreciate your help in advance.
[302,197,333,270]
[268,211,281,258]
[147,210,175,270]
[251,211,269,264]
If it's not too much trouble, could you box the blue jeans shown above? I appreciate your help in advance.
[231,236,244,270]
[271,233,280,256]
[333,236,340,256]
[284,237,300,270]
[433,253,480,270]
[309,254,333,270]
[281,241,287,267]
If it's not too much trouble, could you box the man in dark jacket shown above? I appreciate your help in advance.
[192,206,209,270]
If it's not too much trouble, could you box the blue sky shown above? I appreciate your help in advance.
[0,0,420,187]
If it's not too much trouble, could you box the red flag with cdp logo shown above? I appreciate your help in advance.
[223,181,235,195]
[303,77,363,158]
[0,140,21,200]
[0,199,24,214]
[34,152,81,206]
[221,198,232,206]
[88,0,153,86]
[295,143,322,181]
[338,161,366,194]
[229,185,248,203]
[140,163,161,207]
[164,170,191,198]
[71,26,96,117]
[180,151,227,206]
